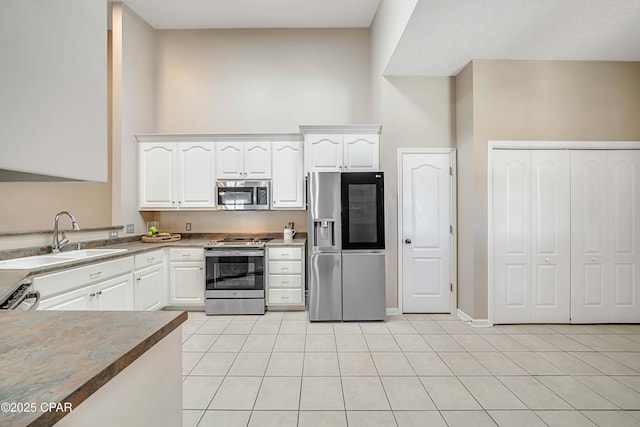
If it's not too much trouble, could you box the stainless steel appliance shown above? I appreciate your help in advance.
[204,238,270,315]
[0,281,40,310]
[216,180,270,210]
[307,172,386,321]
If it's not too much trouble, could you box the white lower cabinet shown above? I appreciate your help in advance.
[266,245,305,309]
[133,249,166,311]
[36,257,135,311]
[38,274,134,311]
[169,248,204,306]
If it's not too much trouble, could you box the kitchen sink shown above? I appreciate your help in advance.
[0,248,128,270]
[59,248,128,258]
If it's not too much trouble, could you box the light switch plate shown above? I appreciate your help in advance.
[109,231,118,239]
[185,222,192,231]
[126,224,134,233]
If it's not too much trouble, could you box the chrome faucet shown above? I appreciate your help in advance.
[52,211,80,253]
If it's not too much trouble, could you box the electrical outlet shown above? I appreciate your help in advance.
[109,231,118,239]
[185,222,192,232]
[126,224,134,233]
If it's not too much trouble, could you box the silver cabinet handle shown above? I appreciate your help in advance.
[89,272,101,280]
[592,257,597,262]
[89,293,96,297]
[282,253,289,257]
[405,239,412,244]
[137,277,141,281]
[182,253,190,257]
[96,291,102,296]
[147,257,155,263]
[281,296,289,300]
[544,258,550,263]
[281,267,289,271]
[282,281,289,285]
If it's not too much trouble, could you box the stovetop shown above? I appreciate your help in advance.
[205,237,272,249]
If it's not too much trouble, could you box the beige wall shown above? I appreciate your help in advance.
[154,29,371,134]
[152,28,371,233]
[454,62,474,316]
[113,4,157,234]
[371,1,456,309]
[460,60,640,319]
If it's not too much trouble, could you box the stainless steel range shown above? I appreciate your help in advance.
[204,237,271,315]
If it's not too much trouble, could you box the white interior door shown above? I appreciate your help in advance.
[401,152,452,313]
[530,151,570,323]
[493,150,532,323]
[607,150,640,322]
[571,150,609,323]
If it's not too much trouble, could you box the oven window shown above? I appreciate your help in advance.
[218,188,253,206]
[207,256,264,291]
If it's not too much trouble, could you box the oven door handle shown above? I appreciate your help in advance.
[205,250,265,257]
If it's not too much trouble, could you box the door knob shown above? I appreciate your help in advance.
[405,239,412,244]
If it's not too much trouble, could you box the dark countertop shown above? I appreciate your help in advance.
[0,235,307,303]
[0,310,187,427]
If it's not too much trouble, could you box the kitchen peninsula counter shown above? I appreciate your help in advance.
[0,310,186,427]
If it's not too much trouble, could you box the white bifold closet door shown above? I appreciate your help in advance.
[571,150,640,323]
[493,150,570,324]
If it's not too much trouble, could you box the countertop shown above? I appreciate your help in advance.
[0,236,307,305]
[0,310,187,426]
[265,238,307,247]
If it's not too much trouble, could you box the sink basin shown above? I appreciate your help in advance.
[0,248,128,270]
[0,256,77,269]
[61,248,128,258]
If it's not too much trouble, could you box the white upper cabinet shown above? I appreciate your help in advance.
[272,141,304,209]
[216,142,244,179]
[306,134,343,172]
[139,140,216,210]
[216,141,271,179]
[343,134,380,171]
[244,142,272,179]
[139,142,178,209]
[177,142,216,208]
[301,125,382,172]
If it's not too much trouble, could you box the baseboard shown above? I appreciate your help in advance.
[456,308,491,327]
[386,308,399,316]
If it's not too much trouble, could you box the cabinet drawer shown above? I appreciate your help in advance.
[268,274,302,289]
[268,261,302,274]
[34,257,134,298]
[134,249,164,270]
[170,248,204,262]
[269,247,302,260]
[269,289,303,304]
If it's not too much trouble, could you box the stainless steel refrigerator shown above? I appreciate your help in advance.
[308,171,386,321]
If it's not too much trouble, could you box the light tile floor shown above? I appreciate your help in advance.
[181,311,640,426]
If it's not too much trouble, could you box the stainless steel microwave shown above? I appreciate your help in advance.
[216,180,270,210]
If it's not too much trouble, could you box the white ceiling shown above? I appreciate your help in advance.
[386,0,640,76]
[118,0,640,77]
[122,0,381,29]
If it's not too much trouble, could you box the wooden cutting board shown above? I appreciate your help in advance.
[141,233,182,243]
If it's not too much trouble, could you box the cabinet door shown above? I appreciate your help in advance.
[38,286,92,311]
[607,150,640,323]
[571,151,609,323]
[344,134,379,171]
[216,142,244,179]
[493,150,531,324]
[306,134,342,172]
[95,274,134,311]
[169,262,204,305]
[272,141,304,209]
[530,151,570,323]
[244,142,271,179]
[178,142,216,208]
[134,265,164,311]
[139,142,178,209]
